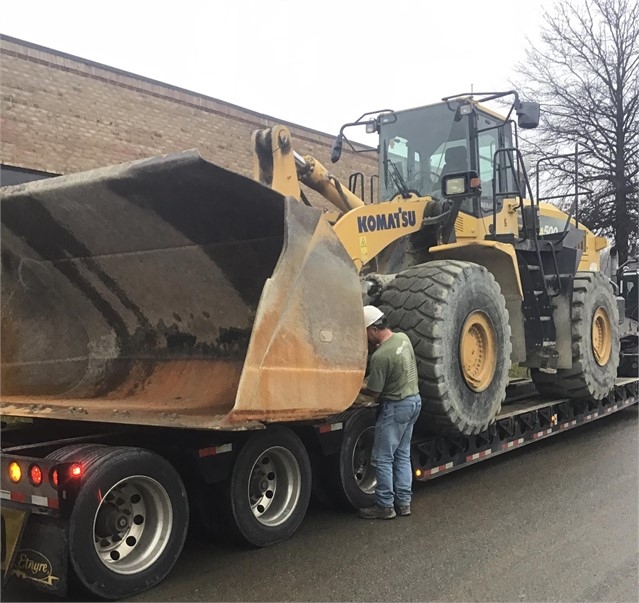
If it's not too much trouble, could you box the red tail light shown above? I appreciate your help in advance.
[29,464,43,486]
[70,463,83,478]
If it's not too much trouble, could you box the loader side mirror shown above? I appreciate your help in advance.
[331,134,344,163]
[441,171,481,200]
[516,101,540,129]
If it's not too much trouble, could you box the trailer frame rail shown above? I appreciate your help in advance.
[411,378,638,480]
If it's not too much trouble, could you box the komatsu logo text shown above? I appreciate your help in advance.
[357,210,416,233]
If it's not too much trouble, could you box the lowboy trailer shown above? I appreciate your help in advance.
[1,377,636,600]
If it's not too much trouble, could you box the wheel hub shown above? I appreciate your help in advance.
[592,306,612,366]
[95,503,132,537]
[459,310,497,392]
[92,476,173,575]
[248,447,301,527]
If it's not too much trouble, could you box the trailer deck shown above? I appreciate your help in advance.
[411,378,638,480]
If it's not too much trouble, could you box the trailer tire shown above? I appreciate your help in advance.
[328,409,377,510]
[47,445,188,600]
[532,272,620,398]
[226,426,311,547]
[380,260,512,435]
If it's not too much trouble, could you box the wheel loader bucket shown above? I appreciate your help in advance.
[0,151,367,429]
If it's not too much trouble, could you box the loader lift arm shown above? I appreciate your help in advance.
[252,124,443,272]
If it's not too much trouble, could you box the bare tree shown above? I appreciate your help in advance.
[513,0,639,264]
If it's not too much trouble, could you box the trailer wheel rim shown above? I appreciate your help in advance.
[351,426,376,494]
[248,446,301,527]
[459,310,497,392]
[92,476,173,575]
[592,306,612,366]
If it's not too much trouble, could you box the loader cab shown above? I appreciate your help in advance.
[378,100,518,217]
[619,261,638,322]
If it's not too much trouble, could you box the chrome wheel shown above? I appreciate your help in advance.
[351,426,376,494]
[92,475,173,575]
[248,446,301,527]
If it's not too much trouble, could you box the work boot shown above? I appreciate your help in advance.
[358,505,396,520]
[396,504,411,516]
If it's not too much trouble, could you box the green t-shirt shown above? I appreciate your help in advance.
[366,332,419,401]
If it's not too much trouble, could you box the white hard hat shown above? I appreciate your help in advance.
[363,305,385,328]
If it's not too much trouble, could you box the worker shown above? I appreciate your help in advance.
[358,305,422,520]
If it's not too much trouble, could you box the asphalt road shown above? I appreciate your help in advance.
[5,406,637,602]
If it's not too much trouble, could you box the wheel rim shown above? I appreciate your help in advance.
[248,446,301,527]
[592,306,612,366]
[92,476,173,575]
[351,426,376,494]
[459,310,497,392]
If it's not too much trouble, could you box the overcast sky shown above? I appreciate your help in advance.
[2,0,549,139]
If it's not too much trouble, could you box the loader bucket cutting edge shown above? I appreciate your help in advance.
[0,151,366,429]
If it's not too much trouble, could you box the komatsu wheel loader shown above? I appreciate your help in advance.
[1,91,619,441]
[251,91,620,433]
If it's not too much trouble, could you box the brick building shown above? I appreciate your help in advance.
[0,35,377,202]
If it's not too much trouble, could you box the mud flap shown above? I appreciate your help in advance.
[5,514,69,597]
[1,506,28,584]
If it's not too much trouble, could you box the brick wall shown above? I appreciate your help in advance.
[0,35,378,204]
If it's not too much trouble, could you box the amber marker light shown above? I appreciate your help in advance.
[29,464,43,486]
[8,461,22,483]
[415,468,422,478]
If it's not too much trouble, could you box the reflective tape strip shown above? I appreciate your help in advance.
[501,438,524,450]
[466,449,492,462]
[560,420,577,429]
[32,494,57,509]
[533,428,553,439]
[318,422,344,434]
[198,443,233,458]
[1,489,58,509]
[425,462,453,477]
[10,491,27,503]
[31,494,48,507]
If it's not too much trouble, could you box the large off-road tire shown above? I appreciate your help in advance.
[46,444,189,600]
[532,271,620,398]
[226,426,311,547]
[380,260,512,435]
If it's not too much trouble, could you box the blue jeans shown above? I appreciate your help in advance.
[371,394,422,508]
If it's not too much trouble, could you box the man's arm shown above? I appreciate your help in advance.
[360,383,381,400]
[361,354,387,401]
